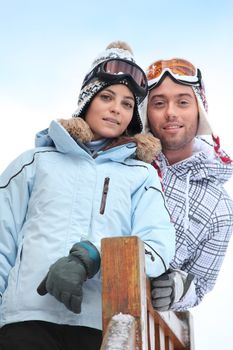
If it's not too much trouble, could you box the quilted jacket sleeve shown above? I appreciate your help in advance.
[0,150,35,300]
[131,164,176,277]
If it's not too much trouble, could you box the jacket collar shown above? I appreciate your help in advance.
[158,137,233,184]
[36,118,162,163]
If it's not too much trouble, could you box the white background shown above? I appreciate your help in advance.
[1,1,233,348]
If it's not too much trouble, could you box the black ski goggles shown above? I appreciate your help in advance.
[82,58,148,103]
[146,58,203,90]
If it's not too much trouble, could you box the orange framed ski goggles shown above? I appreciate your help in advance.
[146,58,202,90]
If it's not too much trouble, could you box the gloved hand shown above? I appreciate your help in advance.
[150,269,194,311]
[37,241,100,313]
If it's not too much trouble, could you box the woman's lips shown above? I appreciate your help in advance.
[103,117,120,125]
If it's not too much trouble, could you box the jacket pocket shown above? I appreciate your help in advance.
[100,177,110,215]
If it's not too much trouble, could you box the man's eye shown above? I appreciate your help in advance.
[153,101,165,108]
[179,100,189,106]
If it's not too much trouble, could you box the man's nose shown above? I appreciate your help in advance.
[165,103,177,120]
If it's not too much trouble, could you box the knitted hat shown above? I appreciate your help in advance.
[191,85,212,135]
[142,60,232,163]
[72,41,144,135]
[144,57,213,136]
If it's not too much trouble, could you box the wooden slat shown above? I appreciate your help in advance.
[153,311,188,349]
[147,312,155,350]
[146,279,189,349]
[101,236,148,350]
[101,236,194,350]
[165,336,174,350]
[155,325,166,350]
[174,312,195,350]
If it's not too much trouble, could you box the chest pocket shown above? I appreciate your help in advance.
[100,177,110,215]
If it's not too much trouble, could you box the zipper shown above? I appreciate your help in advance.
[100,177,110,214]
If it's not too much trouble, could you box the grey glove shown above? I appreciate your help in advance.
[37,240,100,313]
[150,269,194,311]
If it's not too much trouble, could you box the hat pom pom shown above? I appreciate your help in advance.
[106,41,134,55]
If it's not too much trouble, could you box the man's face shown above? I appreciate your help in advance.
[147,77,198,160]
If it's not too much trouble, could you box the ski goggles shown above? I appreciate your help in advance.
[82,58,148,102]
[146,58,202,90]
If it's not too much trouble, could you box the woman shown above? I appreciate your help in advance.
[0,42,175,350]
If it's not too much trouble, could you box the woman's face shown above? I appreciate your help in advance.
[85,84,135,140]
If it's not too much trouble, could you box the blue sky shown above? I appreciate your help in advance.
[1,1,233,349]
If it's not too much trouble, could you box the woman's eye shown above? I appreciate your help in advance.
[123,101,134,109]
[100,94,111,101]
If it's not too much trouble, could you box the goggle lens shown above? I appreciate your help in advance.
[104,59,147,88]
[146,58,201,89]
[147,59,197,80]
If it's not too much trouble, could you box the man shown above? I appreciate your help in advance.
[142,58,233,311]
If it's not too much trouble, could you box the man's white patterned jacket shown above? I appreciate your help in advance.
[156,137,233,310]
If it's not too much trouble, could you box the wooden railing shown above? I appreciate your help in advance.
[101,236,194,350]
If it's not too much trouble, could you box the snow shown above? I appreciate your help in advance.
[102,313,135,350]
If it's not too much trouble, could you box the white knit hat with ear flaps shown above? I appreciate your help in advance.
[72,41,143,135]
[142,69,233,163]
[191,85,212,135]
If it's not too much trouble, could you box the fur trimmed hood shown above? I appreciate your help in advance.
[59,117,161,164]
